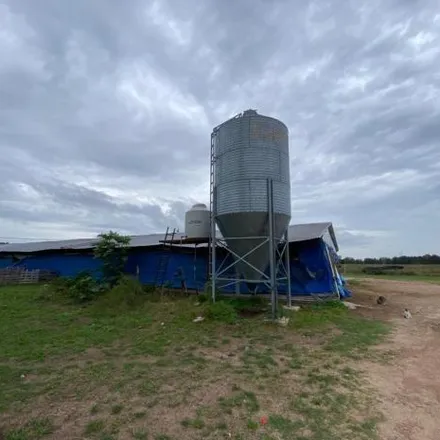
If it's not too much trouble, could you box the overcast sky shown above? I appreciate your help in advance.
[1,0,439,258]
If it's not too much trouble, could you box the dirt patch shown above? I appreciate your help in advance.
[351,279,440,440]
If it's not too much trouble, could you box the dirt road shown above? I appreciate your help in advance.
[352,279,440,440]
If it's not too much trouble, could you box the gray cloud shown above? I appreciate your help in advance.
[1,0,439,257]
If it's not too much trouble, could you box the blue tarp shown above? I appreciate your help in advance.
[0,258,13,269]
[13,254,103,278]
[196,239,349,297]
[126,250,207,291]
[5,238,350,298]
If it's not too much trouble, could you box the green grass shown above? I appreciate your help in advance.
[5,418,54,440]
[131,429,148,440]
[242,348,278,370]
[181,418,205,429]
[342,263,440,284]
[288,301,390,357]
[0,284,392,440]
[246,419,259,430]
[84,420,105,436]
[218,390,260,414]
[268,415,305,437]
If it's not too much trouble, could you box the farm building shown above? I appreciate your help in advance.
[0,222,350,298]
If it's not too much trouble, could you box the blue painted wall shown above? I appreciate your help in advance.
[2,239,346,297]
[0,257,13,269]
[127,249,208,291]
[15,254,102,278]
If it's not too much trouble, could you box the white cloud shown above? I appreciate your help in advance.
[145,0,193,47]
[1,0,440,259]
[0,4,49,79]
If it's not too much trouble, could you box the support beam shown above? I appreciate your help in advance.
[285,229,292,308]
[268,179,277,320]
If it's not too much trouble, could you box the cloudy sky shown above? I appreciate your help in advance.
[1,0,439,258]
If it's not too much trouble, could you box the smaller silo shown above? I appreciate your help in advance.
[185,203,210,238]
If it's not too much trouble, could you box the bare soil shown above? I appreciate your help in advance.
[351,278,440,440]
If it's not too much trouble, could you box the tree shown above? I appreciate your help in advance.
[94,231,131,286]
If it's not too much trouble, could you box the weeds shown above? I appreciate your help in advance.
[110,404,123,415]
[205,301,237,323]
[84,420,105,436]
[131,430,148,440]
[247,419,259,430]
[37,272,104,304]
[98,276,146,310]
[5,418,54,440]
[181,418,205,429]
[242,348,277,370]
[269,415,304,436]
[218,391,260,414]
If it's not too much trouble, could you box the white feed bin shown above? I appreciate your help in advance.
[185,203,210,238]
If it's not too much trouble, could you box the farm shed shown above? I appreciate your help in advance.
[0,223,350,298]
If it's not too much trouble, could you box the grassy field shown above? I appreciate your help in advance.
[0,284,391,440]
[342,264,440,284]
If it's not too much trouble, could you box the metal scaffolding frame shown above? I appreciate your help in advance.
[209,129,292,319]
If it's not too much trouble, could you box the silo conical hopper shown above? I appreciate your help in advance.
[213,110,291,282]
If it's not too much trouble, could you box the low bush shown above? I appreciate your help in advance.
[50,276,72,296]
[40,273,103,304]
[67,271,105,303]
[197,293,209,303]
[98,275,146,309]
[205,301,238,324]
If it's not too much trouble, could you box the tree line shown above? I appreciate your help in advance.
[341,255,440,265]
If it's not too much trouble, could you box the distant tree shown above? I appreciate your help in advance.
[94,231,131,286]
[341,254,440,265]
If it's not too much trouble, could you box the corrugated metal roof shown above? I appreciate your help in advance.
[0,232,186,254]
[0,223,337,254]
[288,222,338,250]
[0,238,100,254]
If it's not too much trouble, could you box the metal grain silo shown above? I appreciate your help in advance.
[212,109,291,282]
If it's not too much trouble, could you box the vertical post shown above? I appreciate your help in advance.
[235,267,240,295]
[283,229,291,308]
[209,131,216,303]
[194,245,197,294]
[211,193,216,303]
[268,179,277,320]
[325,244,340,299]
